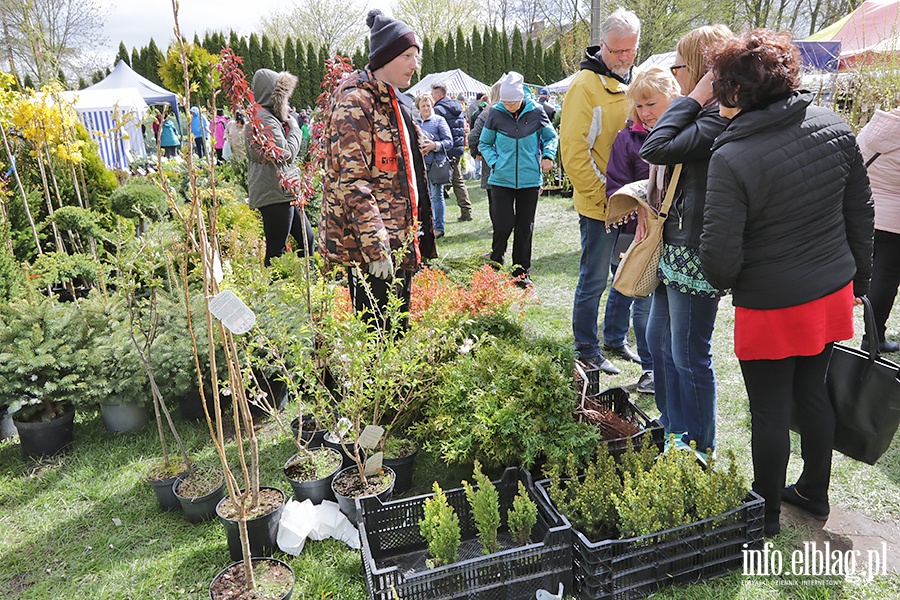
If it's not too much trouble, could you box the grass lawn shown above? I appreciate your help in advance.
[1,181,899,599]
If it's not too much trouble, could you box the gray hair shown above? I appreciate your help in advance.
[601,8,641,43]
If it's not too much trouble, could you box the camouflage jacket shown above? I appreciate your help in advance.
[319,69,436,270]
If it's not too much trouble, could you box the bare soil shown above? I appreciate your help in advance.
[283,448,341,482]
[209,559,293,600]
[217,488,284,521]
[174,466,223,498]
[332,467,394,498]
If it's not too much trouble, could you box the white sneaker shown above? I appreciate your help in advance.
[636,370,654,394]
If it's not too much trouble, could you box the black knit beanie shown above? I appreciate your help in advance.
[367,9,420,72]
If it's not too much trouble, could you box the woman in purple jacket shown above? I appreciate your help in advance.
[603,66,680,393]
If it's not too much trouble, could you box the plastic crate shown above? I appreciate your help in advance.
[358,468,572,600]
[573,362,602,396]
[534,479,765,600]
[581,387,665,459]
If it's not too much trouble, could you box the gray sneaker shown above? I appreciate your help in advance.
[636,370,654,394]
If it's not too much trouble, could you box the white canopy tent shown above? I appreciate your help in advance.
[406,69,490,101]
[59,88,148,170]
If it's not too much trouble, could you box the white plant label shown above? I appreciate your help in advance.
[208,289,255,334]
[364,452,383,476]
[357,425,385,450]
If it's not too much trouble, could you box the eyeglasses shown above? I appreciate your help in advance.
[602,42,637,56]
[670,64,688,76]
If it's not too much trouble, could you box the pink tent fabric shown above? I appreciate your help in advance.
[805,0,900,68]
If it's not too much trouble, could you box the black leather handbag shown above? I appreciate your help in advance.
[427,147,452,186]
[826,297,900,465]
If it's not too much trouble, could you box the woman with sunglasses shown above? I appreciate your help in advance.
[639,25,733,460]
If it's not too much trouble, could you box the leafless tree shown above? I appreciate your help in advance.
[259,0,368,55]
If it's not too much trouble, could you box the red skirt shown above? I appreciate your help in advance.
[734,283,855,361]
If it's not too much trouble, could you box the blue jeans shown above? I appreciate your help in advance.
[646,283,718,453]
[572,215,616,360]
[603,282,652,370]
[429,180,445,233]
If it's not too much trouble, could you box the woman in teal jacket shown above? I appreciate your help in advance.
[479,72,558,288]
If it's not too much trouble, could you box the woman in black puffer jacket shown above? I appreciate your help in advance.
[700,30,873,538]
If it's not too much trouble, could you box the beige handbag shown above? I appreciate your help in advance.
[610,164,682,298]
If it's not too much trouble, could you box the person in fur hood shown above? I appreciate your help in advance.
[246,68,315,266]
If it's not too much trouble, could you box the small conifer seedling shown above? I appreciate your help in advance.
[420,482,461,567]
[462,461,501,555]
[507,481,538,545]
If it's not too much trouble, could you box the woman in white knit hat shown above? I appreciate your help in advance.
[478,72,558,288]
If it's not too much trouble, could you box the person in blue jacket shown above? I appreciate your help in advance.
[479,72,558,288]
[158,115,181,158]
[189,106,210,158]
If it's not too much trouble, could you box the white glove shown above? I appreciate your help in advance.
[368,256,394,280]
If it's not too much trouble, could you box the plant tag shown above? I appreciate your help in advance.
[364,452,383,476]
[357,425,385,449]
[208,290,255,334]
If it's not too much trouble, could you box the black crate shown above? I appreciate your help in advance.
[573,362,602,396]
[534,479,765,600]
[358,468,572,600]
[580,387,665,459]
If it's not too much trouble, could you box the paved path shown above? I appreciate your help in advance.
[783,504,900,574]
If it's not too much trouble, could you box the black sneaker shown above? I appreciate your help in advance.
[861,337,900,353]
[603,343,641,364]
[781,485,829,521]
[636,371,654,394]
[578,355,620,375]
[458,212,473,222]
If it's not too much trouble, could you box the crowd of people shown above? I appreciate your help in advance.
[145,7,887,541]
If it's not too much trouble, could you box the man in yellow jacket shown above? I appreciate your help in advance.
[561,8,641,375]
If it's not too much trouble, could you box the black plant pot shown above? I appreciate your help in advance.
[177,391,227,422]
[323,432,360,470]
[249,371,289,419]
[289,415,326,448]
[209,557,294,600]
[13,407,75,460]
[174,474,226,524]
[331,465,395,524]
[383,448,418,494]
[283,448,342,504]
[216,487,286,562]
[148,472,185,512]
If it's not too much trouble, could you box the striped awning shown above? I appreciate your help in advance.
[59,88,148,170]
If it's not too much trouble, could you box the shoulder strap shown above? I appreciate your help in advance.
[865,152,881,168]
[658,164,683,216]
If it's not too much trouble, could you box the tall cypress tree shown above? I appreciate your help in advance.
[272,42,283,72]
[501,30,511,76]
[57,69,68,89]
[193,33,202,47]
[548,40,565,83]
[483,26,496,83]
[235,35,249,65]
[470,27,484,82]
[261,35,274,70]
[534,39,545,84]
[305,42,318,107]
[116,42,130,65]
[293,40,308,108]
[524,36,535,83]
[247,33,262,78]
[228,30,240,52]
[510,28,524,75]
[147,39,164,85]
[444,35,455,72]
[433,38,446,73]
[352,48,366,70]
[130,48,141,74]
[420,38,433,77]
[202,33,215,55]
[455,27,468,74]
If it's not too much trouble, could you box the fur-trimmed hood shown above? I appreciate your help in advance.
[252,69,297,122]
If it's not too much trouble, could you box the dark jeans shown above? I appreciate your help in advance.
[162,146,178,158]
[194,137,206,158]
[739,345,834,522]
[869,229,900,341]
[489,186,539,277]
[348,267,412,331]
[604,263,652,370]
[257,203,315,266]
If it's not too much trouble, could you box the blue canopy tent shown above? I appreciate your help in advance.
[86,60,181,125]
[794,41,842,71]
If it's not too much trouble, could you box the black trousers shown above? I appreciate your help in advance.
[257,203,315,266]
[348,267,412,331]
[489,186,540,277]
[739,344,834,522]
[869,229,900,341]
